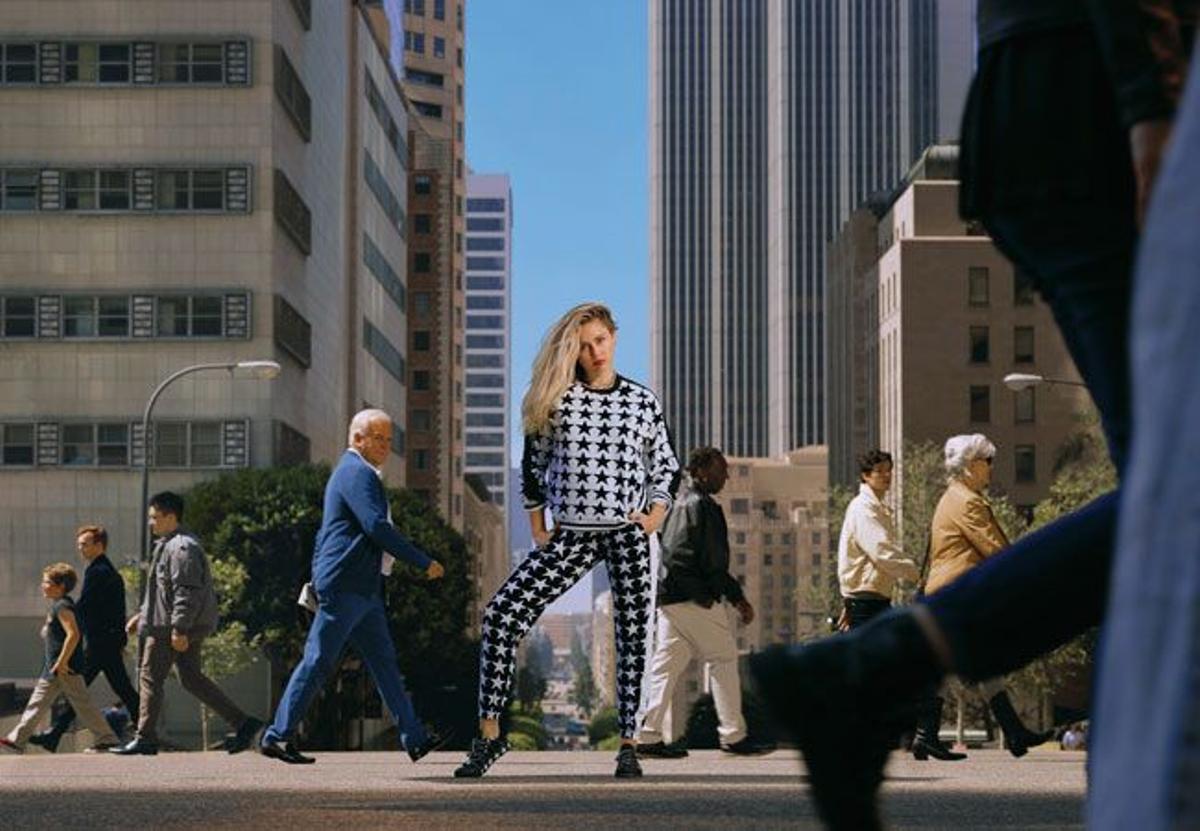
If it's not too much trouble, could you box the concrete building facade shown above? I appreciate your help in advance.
[827,146,1088,514]
[650,0,975,457]
[0,0,418,738]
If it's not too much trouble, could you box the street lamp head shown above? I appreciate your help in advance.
[1003,372,1043,391]
[234,360,282,380]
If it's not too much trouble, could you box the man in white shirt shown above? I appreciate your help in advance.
[836,449,919,630]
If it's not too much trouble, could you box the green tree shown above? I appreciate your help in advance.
[587,706,619,745]
[569,630,596,718]
[182,464,480,750]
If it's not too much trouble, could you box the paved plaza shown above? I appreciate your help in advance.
[0,748,1086,829]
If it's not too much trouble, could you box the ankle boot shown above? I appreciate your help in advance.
[988,691,1053,758]
[910,695,967,761]
[751,608,945,830]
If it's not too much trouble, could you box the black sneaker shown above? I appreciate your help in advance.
[614,744,643,778]
[28,731,60,753]
[720,737,776,756]
[453,737,509,778]
[407,728,453,763]
[226,716,265,754]
[637,741,688,759]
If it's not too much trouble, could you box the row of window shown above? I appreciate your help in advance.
[0,420,248,469]
[466,372,504,388]
[0,40,250,86]
[467,198,506,213]
[466,353,503,368]
[466,315,503,331]
[0,293,249,340]
[363,233,408,311]
[364,69,409,169]
[970,385,1037,425]
[966,266,1036,308]
[274,47,311,142]
[466,412,504,427]
[364,151,406,237]
[363,318,406,386]
[274,168,311,255]
[466,236,504,252]
[466,216,505,232]
[467,276,504,291]
[968,325,1036,364]
[466,256,505,272]
[0,166,250,213]
[466,295,504,310]
[404,0,448,20]
[466,334,503,349]
[403,31,447,59]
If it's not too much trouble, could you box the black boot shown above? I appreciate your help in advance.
[910,695,967,761]
[751,608,944,831]
[989,691,1053,758]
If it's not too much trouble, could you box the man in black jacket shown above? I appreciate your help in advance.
[30,525,139,752]
[637,447,770,758]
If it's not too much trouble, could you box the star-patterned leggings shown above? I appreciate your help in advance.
[478,525,652,739]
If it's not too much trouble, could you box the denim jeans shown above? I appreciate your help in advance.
[922,202,1135,681]
[264,589,427,752]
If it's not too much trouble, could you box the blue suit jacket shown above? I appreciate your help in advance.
[311,450,431,597]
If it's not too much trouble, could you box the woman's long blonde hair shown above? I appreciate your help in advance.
[521,302,617,434]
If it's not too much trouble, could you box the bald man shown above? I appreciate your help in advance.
[260,409,447,764]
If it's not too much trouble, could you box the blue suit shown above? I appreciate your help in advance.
[264,450,433,751]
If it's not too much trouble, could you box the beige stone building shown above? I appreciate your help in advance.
[827,145,1087,515]
[366,0,467,530]
[461,472,507,638]
[0,1,419,717]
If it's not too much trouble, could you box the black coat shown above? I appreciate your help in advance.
[76,554,128,651]
[657,492,745,608]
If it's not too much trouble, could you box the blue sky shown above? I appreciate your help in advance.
[466,1,648,612]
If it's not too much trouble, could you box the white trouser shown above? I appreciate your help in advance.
[638,600,746,746]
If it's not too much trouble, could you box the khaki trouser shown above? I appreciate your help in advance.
[137,633,247,743]
[6,673,118,749]
[638,601,747,746]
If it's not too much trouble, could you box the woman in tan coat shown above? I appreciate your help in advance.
[915,434,1052,761]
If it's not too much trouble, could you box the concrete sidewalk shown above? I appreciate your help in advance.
[0,748,1086,829]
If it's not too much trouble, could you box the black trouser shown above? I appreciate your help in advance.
[48,644,140,737]
[845,596,892,630]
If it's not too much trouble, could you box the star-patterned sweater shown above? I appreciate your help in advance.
[521,375,681,530]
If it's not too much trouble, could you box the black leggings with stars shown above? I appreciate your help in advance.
[478,525,652,739]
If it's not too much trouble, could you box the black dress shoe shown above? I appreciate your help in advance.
[407,728,452,763]
[260,737,315,764]
[720,737,777,756]
[226,716,265,754]
[28,731,60,753]
[110,738,158,756]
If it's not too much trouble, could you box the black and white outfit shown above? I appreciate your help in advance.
[478,375,680,739]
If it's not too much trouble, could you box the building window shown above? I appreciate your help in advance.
[413,252,432,273]
[61,423,129,467]
[363,233,407,310]
[0,169,37,210]
[404,31,426,54]
[467,315,502,330]
[157,169,225,211]
[0,424,35,465]
[969,326,989,364]
[467,237,504,252]
[62,170,130,211]
[466,295,503,311]
[273,169,311,255]
[466,256,505,271]
[466,393,502,407]
[414,213,433,234]
[154,421,224,468]
[467,217,504,232]
[412,100,442,119]
[413,330,431,351]
[1014,269,1037,306]
[413,291,432,318]
[404,68,443,87]
[157,295,223,337]
[969,385,991,423]
[1014,387,1036,424]
[467,198,506,213]
[466,412,504,427]
[466,433,504,448]
[467,276,504,291]
[466,372,504,388]
[413,449,430,471]
[413,174,432,195]
[0,43,36,83]
[158,42,225,83]
[363,318,406,385]
[405,0,426,15]
[731,499,749,515]
[274,295,312,367]
[274,47,311,141]
[364,151,405,235]
[434,0,446,19]
[413,370,431,391]
[1015,445,1037,482]
[1014,326,1035,364]
[63,296,130,337]
[1,296,36,337]
[412,409,432,431]
[466,353,502,368]
[61,43,132,84]
[466,335,503,350]
[433,37,446,58]
[968,266,989,307]
[273,421,311,466]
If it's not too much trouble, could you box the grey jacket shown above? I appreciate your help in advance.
[139,528,219,636]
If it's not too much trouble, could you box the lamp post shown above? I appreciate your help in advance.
[1002,372,1088,392]
[138,360,281,569]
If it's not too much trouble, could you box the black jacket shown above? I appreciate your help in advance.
[76,554,128,651]
[657,492,744,608]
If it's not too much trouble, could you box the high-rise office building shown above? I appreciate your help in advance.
[0,1,416,704]
[650,0,975,456]
[463,173,511,517]
[374,0,468,529]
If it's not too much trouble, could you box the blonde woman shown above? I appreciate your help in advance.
[454,302,680,780]
[917,434,1052,760]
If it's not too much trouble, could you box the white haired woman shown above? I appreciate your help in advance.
[454,302,681,780]
[914,433,1053,761]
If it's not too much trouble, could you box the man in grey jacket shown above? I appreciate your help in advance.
[112,491,263,755]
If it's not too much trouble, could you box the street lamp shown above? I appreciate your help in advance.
[1002,372,1087,391]
[138,360,282,568]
